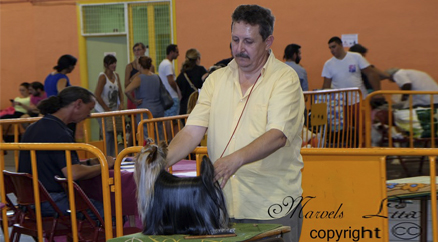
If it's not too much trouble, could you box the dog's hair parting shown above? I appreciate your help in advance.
[134,141,230,235]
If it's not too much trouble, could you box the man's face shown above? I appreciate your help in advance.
[29,87,40,96]
[171,47,179,60]
[328,42,343,58]
[72,99,96,123]
[231,21,272,72]
[295,49,302,64]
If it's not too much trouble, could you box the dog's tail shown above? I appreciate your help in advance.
[200,156,230,229]
[134,142,167,222]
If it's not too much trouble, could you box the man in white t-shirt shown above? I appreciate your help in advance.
[386,68,438,107]
[158,44,180,116]
[322,36,381,101]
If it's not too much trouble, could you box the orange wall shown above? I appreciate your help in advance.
[0,1,80,110]
[1,0,438,110]
[174,0,438,92]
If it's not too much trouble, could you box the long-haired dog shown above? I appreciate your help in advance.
[134,142,230,235]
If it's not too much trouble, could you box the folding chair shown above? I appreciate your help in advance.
[55,176,140,241]
[0,173,19,229]
[0,202,6,237]
[3,170,70,242]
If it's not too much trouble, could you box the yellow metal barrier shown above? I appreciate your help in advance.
[189,147,437,242]
[0,117,40,169]
[303,88,363,148]
[0,143,113,242]
[300,148,437,242]
[86,109,153,156]
[137,114,189,146]
[137,115,192,174]
[193,146,207,176]
[5,143,434,241]
[0,109,153,169]
[365,90,438,148]
[113,146,143,237]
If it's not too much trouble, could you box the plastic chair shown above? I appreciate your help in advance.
[55,176,140,241]
[3,170,70,242]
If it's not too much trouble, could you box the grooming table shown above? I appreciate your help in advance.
[107,223,290,242]
[387,176,438,242]
[78,159,197,216]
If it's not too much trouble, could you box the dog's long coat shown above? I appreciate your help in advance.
[134,143,230,235]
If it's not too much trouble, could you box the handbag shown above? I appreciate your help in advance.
[184,73,199,113]
[0,106,15,118]
[103,115,123,132]
[159,78,174,110]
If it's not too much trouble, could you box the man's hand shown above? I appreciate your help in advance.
[106,156,116,169]
[214,154,243,188]
[134,99,143,106]
[322,77,332,89]
[213,129,288,189]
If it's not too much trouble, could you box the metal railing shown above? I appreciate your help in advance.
[0,143,113,242]
[301,148,437,242]
[302,88,363,148]
[137,114,189,146]
[86,109,153,155]
[0,109,153,169]
[364,90,438,148]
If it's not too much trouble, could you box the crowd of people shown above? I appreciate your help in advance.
[4,33,437,130]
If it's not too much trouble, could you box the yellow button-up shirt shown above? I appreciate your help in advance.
[187,51,304,220]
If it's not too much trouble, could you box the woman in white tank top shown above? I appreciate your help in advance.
[94,55,124,156]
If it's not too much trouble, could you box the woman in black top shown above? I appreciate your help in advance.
[176,48,207,115]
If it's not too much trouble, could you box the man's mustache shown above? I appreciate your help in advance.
[235,53,249,58]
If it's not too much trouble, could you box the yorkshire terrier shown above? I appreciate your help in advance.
[134,142,231,235]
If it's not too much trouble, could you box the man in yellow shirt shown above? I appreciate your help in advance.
[167,4,304,242]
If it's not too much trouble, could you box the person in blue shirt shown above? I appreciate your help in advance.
[284,44,308,91]
[44,55,77,97]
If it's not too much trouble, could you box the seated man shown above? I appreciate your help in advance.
[18,86,115,217]
[27,81,47,117]
[386,68,438,108]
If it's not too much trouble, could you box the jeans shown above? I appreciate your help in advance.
[97,120,116,157]
[164,97,180,117]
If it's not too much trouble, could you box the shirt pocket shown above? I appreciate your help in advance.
[246,104,268,139]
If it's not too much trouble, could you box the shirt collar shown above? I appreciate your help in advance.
[44,114,74,136]
[45,114,68,127]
